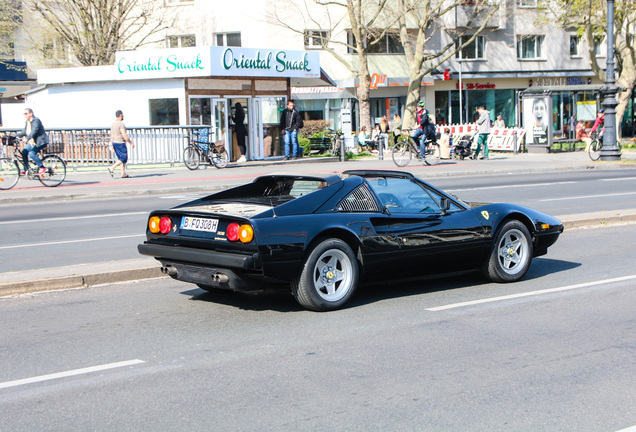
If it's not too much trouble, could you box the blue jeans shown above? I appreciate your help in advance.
[21,143,45,171]
[411,128,425,158]
[283,130,299,157]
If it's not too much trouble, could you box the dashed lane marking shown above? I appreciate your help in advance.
[0,359,146,390]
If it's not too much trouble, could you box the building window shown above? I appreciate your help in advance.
[517,0,537,7]
[304,30,329,49]
[1,41,15,60]
[167,34,196,48]
[215,32,241,47]
[150,98,179,125]
[347,30,404,54]
[456,36,485,59]
[42,38,70,62]
[593,36,604,56]
[569,36,580,57]
[517,35,544,59]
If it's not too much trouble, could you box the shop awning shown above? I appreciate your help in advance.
[290,68,337,87]
[521,84,605,94]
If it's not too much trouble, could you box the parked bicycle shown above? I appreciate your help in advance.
[183,133,229,170]
[0,135,67,190]
[392,128,441,167]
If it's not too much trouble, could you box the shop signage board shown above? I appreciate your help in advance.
[115,46,320,80]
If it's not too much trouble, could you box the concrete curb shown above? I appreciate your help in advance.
[2,211,635,298]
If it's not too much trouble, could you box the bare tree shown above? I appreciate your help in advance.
[25,0,176,66]
[544,0,635,138]
[272,0,402,132]
[396,0,503,128]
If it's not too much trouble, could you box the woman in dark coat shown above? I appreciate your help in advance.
[233,103,247,162]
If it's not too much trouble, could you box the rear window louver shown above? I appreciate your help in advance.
[338,185,380,212]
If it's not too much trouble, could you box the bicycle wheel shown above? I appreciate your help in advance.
[392,141,412,167]
[184,146,200,170]
[588,140,601,161]
[38,155,66,187]
[211,149,229,169]
[424,142,441,166]
[0,158,20,190]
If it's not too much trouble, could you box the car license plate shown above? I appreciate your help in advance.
[180,216,219,233]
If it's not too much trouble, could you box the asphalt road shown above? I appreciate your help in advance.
[2,168,636,272]
[1,224,635,431]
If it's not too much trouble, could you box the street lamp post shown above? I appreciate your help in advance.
[600,0,621,160]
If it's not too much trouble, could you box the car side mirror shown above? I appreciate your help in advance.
[440,197,450,215]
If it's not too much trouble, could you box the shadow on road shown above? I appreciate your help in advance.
[179,258,579,312]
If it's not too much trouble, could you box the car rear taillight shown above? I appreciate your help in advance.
[226,223,253,243]
[239,224,253,243]
[159,216,172,234]
[148,216,161,233]
[227,223,240,241]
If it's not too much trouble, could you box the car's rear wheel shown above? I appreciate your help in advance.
[292,238,359,311]
[484,220,533,282]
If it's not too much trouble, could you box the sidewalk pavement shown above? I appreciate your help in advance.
[2,150,636,297]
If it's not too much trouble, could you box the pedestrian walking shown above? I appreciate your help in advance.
[392,114,402,143]
[475,106,491,160]
[108,110,135,178]
[279,99,302,160]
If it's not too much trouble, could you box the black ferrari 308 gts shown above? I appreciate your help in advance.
[138,170,563,311]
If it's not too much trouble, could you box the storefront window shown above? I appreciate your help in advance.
[190,98,211,125]
[149,98,179,125]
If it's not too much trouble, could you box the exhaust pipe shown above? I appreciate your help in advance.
[161,266,178,277]
[212,272,229,283]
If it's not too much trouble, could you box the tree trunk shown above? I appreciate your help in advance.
[357,53,372,133]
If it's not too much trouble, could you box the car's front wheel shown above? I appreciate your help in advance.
[292,238,359,311]
[484,220,533,282]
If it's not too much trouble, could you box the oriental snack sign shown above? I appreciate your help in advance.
[115,46,319,80]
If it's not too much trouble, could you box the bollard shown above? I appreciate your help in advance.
[513,130,518,155]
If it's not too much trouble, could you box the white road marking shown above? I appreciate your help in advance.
[426,274,636,312]
[0,359,145,390]
[615,426,636,432]
[601,177,636,181]
[539,191,636,201]
[0,211,147,225]
[446,181,576,192]
[0,234,145,250]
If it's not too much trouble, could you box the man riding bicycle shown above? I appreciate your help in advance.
[411,101,437,159]
[16,108,49,175]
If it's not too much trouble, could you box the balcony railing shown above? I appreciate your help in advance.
[0,126,208,170]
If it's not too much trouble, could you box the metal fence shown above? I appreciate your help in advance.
[0,126,206,170]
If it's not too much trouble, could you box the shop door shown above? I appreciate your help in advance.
[254,97,285,159]
[212,99,229,157]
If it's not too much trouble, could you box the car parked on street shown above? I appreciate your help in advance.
[138,170,563,311]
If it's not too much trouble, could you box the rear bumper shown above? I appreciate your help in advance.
[138,242,265,291]
[138,242,258,269]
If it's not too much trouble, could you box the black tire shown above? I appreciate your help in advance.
[38,155,66,187]
[588,139,601,161]
[0,157,20,190]
[484,220,533,283]
[211,149,229,168]
[424,142,441,166]
[392,141,412,167]
[291,238,359,311]
[184,146,200,170]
